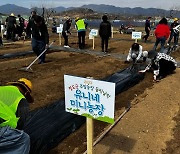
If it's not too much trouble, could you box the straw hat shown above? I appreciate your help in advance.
[10,13,15,16]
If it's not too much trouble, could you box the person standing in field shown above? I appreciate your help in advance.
[17,14,25,37]
[99,15,111,53]
[62,18,72,48]
[75,17,87,49]
[143,17,151,42]
[6,13,17,41]
[0,21,3,46]
[26,11,36,38]
[167,18,179,47]
[26,15,49,64]
[153,17,170,53]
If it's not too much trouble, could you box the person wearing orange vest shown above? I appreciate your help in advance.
[0,78,33,154]
[75,17,87,49]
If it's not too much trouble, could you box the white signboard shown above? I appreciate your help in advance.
[57,26,63,33]
[89,29,98,36]
[89,34,94,39]
[60,24,63,28]
[132,32,142,39]
[64,75,115,124]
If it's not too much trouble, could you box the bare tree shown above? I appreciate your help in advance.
[30,0,56,24]
[169,5,180,18]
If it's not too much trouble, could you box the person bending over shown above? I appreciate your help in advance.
[0,78,34,154]
[139,50,177,81]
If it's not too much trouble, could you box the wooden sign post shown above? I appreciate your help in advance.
[111,27,114,38]
[87,118,93,154]
[64,75,116,154]
[57,24,63,46]
[89,29,98,50]
[92,37,95,50]
[59,33,61,45]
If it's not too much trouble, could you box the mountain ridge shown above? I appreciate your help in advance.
[0,4,179,18]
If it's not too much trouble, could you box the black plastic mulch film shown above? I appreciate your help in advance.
[0,51,33,59]
[23,64,146,154]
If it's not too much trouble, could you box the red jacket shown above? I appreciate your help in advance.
[155,24,170,39]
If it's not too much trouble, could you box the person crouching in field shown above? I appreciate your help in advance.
[99,15,111,53]
[153,18,170,53]
[0,78,33,154]
[139,50,177,81]
[126,43,148,63]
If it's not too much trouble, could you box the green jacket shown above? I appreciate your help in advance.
[76,19,86,32]
[0,86,25,129]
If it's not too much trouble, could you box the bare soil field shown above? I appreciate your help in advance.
[0,31,179,154]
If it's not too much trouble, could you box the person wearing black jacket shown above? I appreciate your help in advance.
[17,14,25,37]
[6,13,17,41]
[167,18,179,46]
[139,50,177,81]
[0,21,3,46]
[27,11,36,38]
[26,15,49,64]
[143,17,151,43]
[29,11,36,22]
[62,18,72,48]
[99,15,111,53]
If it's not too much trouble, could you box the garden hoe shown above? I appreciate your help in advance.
[19,40,55,73]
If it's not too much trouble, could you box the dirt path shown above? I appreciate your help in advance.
[93,69,180,154]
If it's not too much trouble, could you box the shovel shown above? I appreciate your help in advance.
[19,40,55,72]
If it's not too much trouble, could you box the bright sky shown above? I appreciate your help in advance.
[0,0,180,10]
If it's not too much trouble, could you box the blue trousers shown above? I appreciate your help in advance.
[153,37,166,53]
[78,31,86,49]
[168,31,179,46]
[0,126,30,154]
[32,38,46,63]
